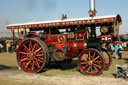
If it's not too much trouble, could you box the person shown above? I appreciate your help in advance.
[19,31,24,39]
[108,43,115,57]
[114,42,119,59]
[118,43,123,59]
[101,42,107,51]
[123,42,127,50]
[0,43,3,53]
[5,40,11,53]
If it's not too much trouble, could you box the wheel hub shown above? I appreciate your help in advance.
[28,53,34,59]
[88,60,93,65]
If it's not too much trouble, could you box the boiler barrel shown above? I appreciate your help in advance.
[67,40,100,53]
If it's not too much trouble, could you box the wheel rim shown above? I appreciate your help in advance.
[79,50,104,75]
[17,40,45,72]
[101,51,111,70]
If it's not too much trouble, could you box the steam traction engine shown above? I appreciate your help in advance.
[7,0,122,76]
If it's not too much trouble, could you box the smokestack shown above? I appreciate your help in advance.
[88,0,97,17]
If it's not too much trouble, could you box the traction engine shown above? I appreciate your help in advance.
[7,0,122,75]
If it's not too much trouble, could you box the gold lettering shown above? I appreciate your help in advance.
[39,24,42,27]
[62,22,65,25]
[70,22,73,24]
[79,21,82,24]
[56,23,60,25]
[49,23,52,26]
[53,23,56,26]
[66,22,69,25]
[91,20,95,22]
[74,21,77,24]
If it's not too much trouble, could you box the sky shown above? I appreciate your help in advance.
[0,0,128,37]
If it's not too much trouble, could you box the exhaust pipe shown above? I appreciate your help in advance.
[90,0,95,11]
[88,0,97,17]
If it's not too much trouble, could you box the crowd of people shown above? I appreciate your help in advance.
[0,39,16,53]
[102,41,123,59]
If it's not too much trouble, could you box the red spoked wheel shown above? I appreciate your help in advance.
[101,50,112,70]
[78,48,105,75]
[17,38,49,73]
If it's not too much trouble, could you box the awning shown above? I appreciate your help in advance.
[7,14,122,29]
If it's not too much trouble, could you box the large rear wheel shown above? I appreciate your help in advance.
[78,48,105,75]
[17,38,49,73]
[101,50,112,70]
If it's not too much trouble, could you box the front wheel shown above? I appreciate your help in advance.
[78,48,105,76]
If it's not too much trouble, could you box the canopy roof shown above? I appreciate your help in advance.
[7,14,122,29]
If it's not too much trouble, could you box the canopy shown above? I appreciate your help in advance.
[7,14,122,29]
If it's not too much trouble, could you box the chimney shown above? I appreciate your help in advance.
[61,14,67,20]
[88,0,97,17]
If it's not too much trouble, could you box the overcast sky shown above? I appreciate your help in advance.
[0,0,128,37]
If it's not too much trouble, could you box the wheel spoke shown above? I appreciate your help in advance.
[23,45,30,52]
[87,66,91,72]
[35,60,40,68]
[20,58,28,62]
[25,61,31,69]
[92,52,96,60]
[23,47,29,53]
[93,61,102,63]
[88,52,91,61]
[37,57,44,60]
[90,65,93,73]
[35,43,39,51]
[81,62,87,64]
[83,64,89,69]
[93,56,100,61]
[20,52,29,55]
[32,43,37,52]
[93,64,101,68]
[35,47,42,53]
[29,41,32,51]
[35,58,43,63]
[32,60,34,70]
[37,50,44,54]
[93,65,98,72]
[36,54,44,57]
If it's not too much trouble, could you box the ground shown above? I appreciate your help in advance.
[0,52,128,85]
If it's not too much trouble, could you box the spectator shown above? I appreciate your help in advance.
[123,42,127,50]
[101,42,107,51]
[5,40,11,53]
[114,42,119,59]
[0,43,3,53]
[118,43,123,59]
[108,43,115,56]
[19,31,24,39]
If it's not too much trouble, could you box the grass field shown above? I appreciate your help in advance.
[0,51,128,85]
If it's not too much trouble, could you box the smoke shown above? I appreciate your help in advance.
[43,0,57,12]
[22,0,38,12]
[22,0,57,13]
[0,0,57,37]
[0,20,10,37]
